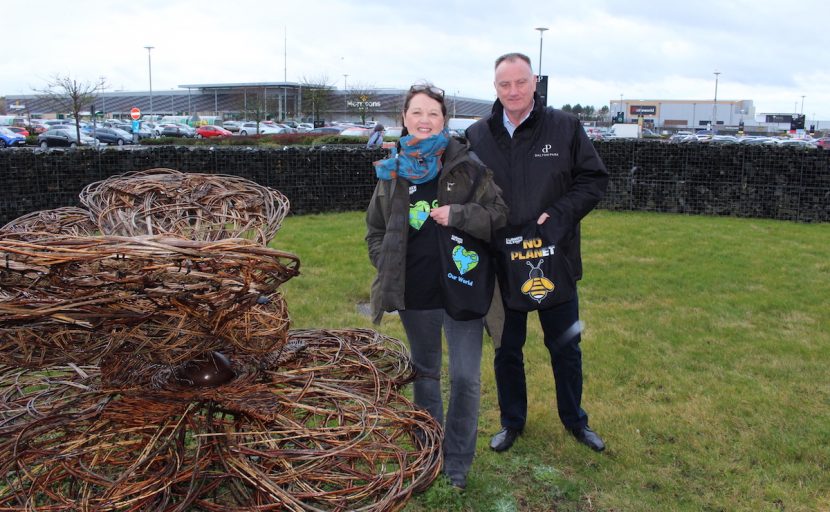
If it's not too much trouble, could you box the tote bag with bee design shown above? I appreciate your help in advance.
[492,222,576,311]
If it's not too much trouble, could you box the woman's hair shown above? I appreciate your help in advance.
[401,82,447,137]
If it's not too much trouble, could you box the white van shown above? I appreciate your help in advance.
[447,117,477,136]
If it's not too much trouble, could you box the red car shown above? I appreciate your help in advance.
[195,125,233,138]
[816,137,830,150]
[7,126,30,137]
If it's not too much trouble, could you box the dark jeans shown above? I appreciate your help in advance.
[494,294,589,431]
[399,309,483,479]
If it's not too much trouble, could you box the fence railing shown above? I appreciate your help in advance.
[0,142,827,227]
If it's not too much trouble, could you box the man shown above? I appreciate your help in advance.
[466,52,609,453]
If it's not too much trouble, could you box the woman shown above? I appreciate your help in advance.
[365,82,507,489]
[366,123,385,148]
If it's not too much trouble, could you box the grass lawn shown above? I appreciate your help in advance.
[274,209,829,512]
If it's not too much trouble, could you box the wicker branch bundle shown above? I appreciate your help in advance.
[80,168,290,244]
[0,207,97,238]
[0,329,442,511]
[0,169,443,510]
[0,234,299,368]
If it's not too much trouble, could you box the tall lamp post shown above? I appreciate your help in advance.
[800,95,805,114]
[712,70,720,131]
[99,76,106,118]
[534,27,548,76]
[144,46,154,116]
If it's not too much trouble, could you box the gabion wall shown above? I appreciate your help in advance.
[0,143,827,226]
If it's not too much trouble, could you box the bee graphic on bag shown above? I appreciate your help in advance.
[521,259,555,302]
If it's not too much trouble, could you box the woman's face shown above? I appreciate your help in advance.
[403,93,445,140]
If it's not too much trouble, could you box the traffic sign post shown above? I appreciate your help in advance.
[130,107,141,120]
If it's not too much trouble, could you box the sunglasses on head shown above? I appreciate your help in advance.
[409,84,445,97]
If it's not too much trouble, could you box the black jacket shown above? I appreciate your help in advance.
[466,93,608,281]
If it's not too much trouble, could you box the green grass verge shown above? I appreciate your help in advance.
[273,210,830,512]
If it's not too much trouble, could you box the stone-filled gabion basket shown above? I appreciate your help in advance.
[0,168,442,511]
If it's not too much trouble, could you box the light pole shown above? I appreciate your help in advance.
[800,95,805,114]
[620,93,623,121]
[144,46,154,116]
[99,76,106,118]
[535,27,548,77]
[712,70,720,131]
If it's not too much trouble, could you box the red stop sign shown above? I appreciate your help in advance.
[130,107,141,120]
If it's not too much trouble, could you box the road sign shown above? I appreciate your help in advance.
[130,107,141,120]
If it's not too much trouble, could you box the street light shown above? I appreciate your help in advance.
[534,27,548,77]
[343,74,349,91]
[712,70,720,131]
[144,46,154,115]
[99,76,106,117]
[801,95,805,114]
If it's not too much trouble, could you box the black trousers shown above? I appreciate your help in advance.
[494,294,589,431]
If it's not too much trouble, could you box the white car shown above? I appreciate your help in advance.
[296,123,314,132]
[238,122,284,136]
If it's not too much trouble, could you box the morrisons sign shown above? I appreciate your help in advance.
[347,101,381,108]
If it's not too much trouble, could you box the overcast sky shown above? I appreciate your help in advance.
[4,0,828,120]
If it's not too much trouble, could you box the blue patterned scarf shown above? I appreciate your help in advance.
[374,130,450,184]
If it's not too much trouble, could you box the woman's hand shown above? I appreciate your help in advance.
[429,205,451,226]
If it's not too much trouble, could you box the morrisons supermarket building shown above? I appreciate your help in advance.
[2,82,493,127]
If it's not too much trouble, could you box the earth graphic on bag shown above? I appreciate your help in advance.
[409,200,432,230]
[452,245,479,275]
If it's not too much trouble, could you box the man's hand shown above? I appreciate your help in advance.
[430,205,451,226]
[537,212,550,225]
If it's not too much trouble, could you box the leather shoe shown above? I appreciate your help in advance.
[489,427,521,452]
[570,426,605,452]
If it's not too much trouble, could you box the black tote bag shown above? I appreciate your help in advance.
[436,227,495,320]
[492,222,576,312]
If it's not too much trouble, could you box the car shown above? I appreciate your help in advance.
[195,125,233,138]
[92,127,134,146]
[339,127,371,137]
[814,137,830,149]
[775,138,817,149]
[307,126,344,135]
[0,127,27,147]
[296,123,314,132]
[6,126,30,137]
[222,121,242,133]
[237,122,284,136]
[37,127,98,148]
[159,124,192,138]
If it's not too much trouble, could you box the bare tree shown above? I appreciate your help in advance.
[345,81,379,125]
[299,75,335,126]
[34,74,100,144]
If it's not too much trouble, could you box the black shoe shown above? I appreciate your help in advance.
[489,427,521,452]
[447,473,466,490]
[570,425,605,452]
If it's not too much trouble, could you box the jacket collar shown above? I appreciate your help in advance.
[487,92,545,135]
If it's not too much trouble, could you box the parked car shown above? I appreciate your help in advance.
[196,125,233,138]
[6,126,30,137]
[0,127,27,147]
[296,123,314,132]
[814,137,830,150]
[222,120,242,133]
[159,124,192,138]
[37,128,98,148]
[307,126,344,135]
[93,127,134,146]
[237,122,284,136]
[339,127,371,137]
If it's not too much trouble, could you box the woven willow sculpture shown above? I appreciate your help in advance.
[0,169,442,511]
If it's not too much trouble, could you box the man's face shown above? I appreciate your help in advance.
[494,59,536,119]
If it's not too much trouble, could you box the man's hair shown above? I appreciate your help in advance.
[494,52,532,71]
